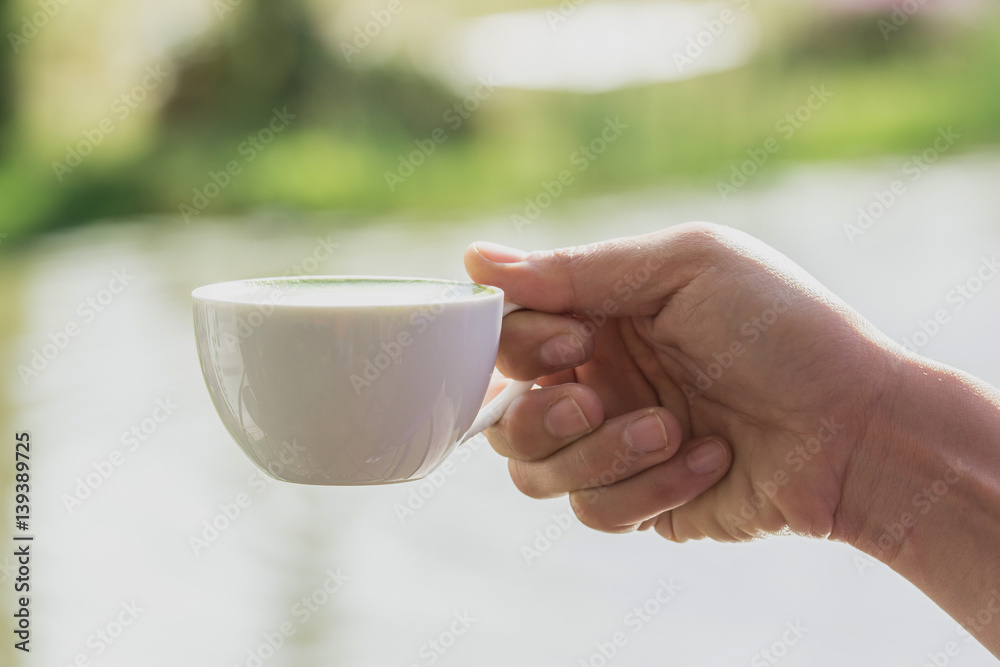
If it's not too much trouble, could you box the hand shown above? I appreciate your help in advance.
[467,223,1000,655]
[465,223,897,542]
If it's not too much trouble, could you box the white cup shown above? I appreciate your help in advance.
[192,276,532,485]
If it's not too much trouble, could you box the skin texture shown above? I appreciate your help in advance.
[465,222,1000,654]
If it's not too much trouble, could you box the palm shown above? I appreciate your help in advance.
[546,267,878,540]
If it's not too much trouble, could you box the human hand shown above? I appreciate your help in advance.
[465,223,898,543]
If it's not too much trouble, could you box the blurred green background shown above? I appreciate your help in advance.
[1,0,998,239]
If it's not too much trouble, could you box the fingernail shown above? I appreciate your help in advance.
[475,242,528,264]
[687,440,726,475]
[625,412,668,454]
[545,396,591,439]
[539,332,586,368]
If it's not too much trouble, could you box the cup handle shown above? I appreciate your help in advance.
[459,302,535,444]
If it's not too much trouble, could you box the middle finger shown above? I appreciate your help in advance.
[508,407,684,499]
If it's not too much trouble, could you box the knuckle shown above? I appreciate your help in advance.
[547,244,592,269]
[757,504,791,535]
[676,220,729,245]
[653,512,679,542]
[481,425,508,455]
[503,435,536,461]
[672,221,734,265]
[483,417,522,458]
[568,491,599,528]
[544,245,602,309]
[492,410,540,462]
[669,510,716,543]
[505,396,557,461]
[507,459,548,499]
[568,490,617,533]
[573,440,605,481]
[646,468,687,506]
[669,527,698,543]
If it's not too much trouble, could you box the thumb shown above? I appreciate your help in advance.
[464,225,711,317]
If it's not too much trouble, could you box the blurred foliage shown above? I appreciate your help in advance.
[0,0,14,150]
[0,0,999,239]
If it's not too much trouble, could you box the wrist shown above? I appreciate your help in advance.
[833,350,1000,646]
[832,353,965,556]
[833,351,999,554]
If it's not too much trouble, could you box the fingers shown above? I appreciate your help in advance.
[464,223,730,317]
[567,436,732,534]
[651,497,751,544]
[496,311,596,381]
[483,382,732,537]
[506,407,685,500]
[486,383,605,462]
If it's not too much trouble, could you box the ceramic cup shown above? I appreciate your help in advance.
[192,276,532,485]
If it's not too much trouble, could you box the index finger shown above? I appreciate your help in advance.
[496,310,595,381]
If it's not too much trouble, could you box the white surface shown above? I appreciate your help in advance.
[441,1,759,92]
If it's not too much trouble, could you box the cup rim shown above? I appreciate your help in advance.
[191,275,503,307]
